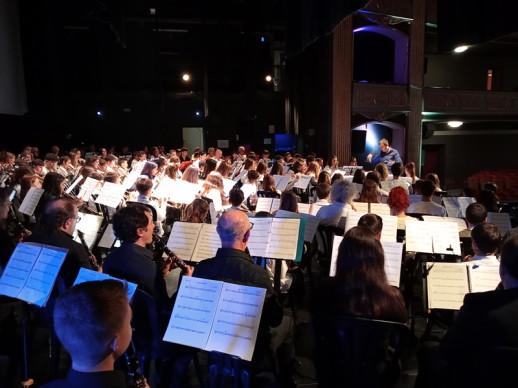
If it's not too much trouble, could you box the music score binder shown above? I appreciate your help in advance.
[166,222,221,263]
[0,243,68,307]
[163,276,266,361]
[426,262,500,310]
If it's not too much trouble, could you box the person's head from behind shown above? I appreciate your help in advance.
[374,163,389,181]
[113,205,153,245]
[483,182,498,196]
[330,172,344,186]
[247,170,260,184]
[499,235,518,289]
[391,162,403,178]
[477,189,499,213]
[165,164,178,179]
[270,161,284,176]
[387,186,410,215]
[330,180,355,204]
[352,168,365,184]
[135,177,153,196]
[413,179,425,195]
[229,188,245,207]
[365,171,381,187]
[36,198,78,236]
[359,179,380,203]
[279,190,298,212]
[262,174,276,192]
[54,280,131,370]
[336,226,387,286]
[316,183,330,200]
[182,165,199,184]
[425,172,440,189]
[471,223,501,256]
[357,214,383,238]
[317,171,331,185]
[420,179,436,198]
[183,198,210,223]
[465,202,487,227]
[216,210,251,250]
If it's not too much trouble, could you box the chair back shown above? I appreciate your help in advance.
[313,313,409,388]
[130,288,162,361]
[256,190,280,199]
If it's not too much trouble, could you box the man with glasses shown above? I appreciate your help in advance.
[192,210,285,376]
[26,198,95,287]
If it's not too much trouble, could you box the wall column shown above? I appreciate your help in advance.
[407,0,426,173]
[331,16,354,164]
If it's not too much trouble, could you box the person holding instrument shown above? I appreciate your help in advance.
[366,138,402,169]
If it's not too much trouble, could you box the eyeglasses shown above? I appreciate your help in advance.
[249,222,254,230]
[72,216,81,223]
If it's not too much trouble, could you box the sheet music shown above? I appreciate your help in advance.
[78,177,100,201]
[297,203,311,215]
[73,268,138,299]
[329,235,343,277]
[166,222,203,261]
[293,175,312,190]
[405,220,433,253]
[421,215,467,234]
[254,198,280,214]
[152,178,176,200]
[310,204,323,216]
[275,210,321,242]
[73,212,103,249]
[122,169,141,190]
[379,214,398,243]
[94,181,125,208]
[223,178,237,197]
[381,241,403,287]
[97,224,116,248]
[442,197,462,218]
[352,202,368,213]
[468,264,501,293]
[192,225,221,262]
[65,175,82,194]
[370,203,390,216]
[458,197,476,218]
[168,180,201,205]
[233,169,247,182]
[205,282,266,361]
[273,175,291,191]
[427,262,469,310]
[18,187,44,216]
[240,183,256,201]
[344,210,366,233]
[283,165,290,174]
[247,218,273,257]
[266,218,301,260]
[163,276,222,349]
[487,212,512,235]
[0,243,67,307]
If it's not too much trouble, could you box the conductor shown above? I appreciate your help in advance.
[366,138,402,168]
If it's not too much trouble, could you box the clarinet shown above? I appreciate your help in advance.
[76,230,101,271]
[124,340,147,388]
[8,207,31,238]
[152,234,188,271]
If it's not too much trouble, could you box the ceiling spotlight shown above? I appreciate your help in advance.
[182,73,191,82]
[448,121,463,128]
[96,111,103,117]
[453,45,469,53]
[195,111,200,117]
[265,75,272,82]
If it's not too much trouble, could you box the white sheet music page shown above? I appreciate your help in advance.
[430,222,461,256]
[442,197,462,218]
[233,169,247,182]
[223,178,237,197]
[73,212,103,249]
[275,210,321,243]
[65,175,83,194]
[426,262,469,310]
[95,181,126,208]
[381,241,403,287]
[297,203,311,215]
[192,224,221,263]
[352,202,369,213]
[329,235,344,277]
[18,187,44,216]
[246,218,272,257]
[166,222,203,261]
[293,175,312,190]
[163,276,222,349]
[487,212,512,235]
[370,203,391,216]
[97,224,116,248]
[152,178,175,200]
[379,214,398,243]
[458,197,476,218]
[468,264,501,294]
[422,215,465,233]
[206,282,266,361]
[265,218,300,260]
[310,204,323,216]
[78,177,100,201]
[405,220,433,253]
[73,268,138,300]
[255,198,274,214]
[344,210,366,233]
[273,175,291,191]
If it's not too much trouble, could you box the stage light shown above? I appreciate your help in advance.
[260,36,265,42]
[453,45,468,53]
[182,73,191,82]
[96,111,103,117]
[195,111,200,117]
[265,75,272,82]
[448,121,463,128]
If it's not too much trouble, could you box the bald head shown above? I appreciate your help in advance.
[217,210,251,250]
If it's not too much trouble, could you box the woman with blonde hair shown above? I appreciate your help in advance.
[199,172,228,211]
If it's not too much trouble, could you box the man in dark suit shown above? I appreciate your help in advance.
[26,198,95,287]
[418,235,518,387]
